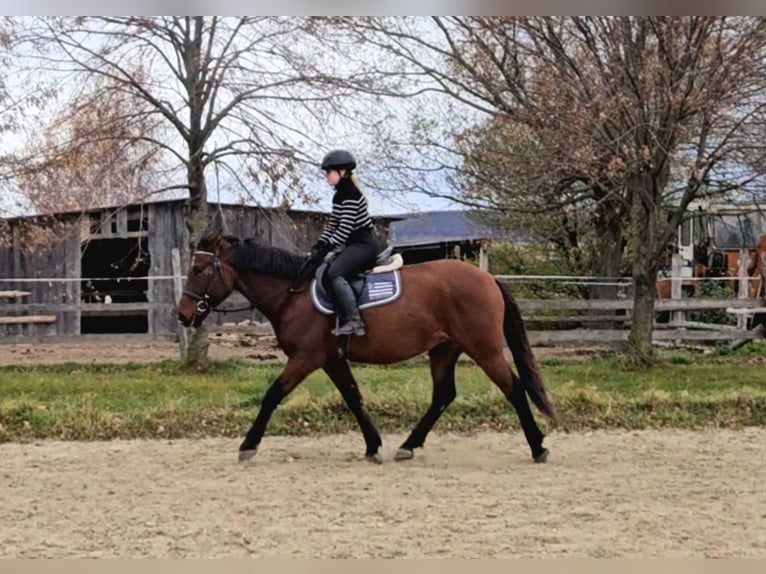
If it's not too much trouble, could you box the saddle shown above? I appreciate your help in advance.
[310,244,404,315]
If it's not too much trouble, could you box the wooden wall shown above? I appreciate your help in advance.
[0,215,81,338]
[1,201,393,339]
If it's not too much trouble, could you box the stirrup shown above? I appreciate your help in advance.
[332,321,366,337]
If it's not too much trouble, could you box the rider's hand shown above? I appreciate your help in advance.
[310,240,331,262]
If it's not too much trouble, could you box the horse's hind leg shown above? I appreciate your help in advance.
[473,353,548,463]
[323,357,383,463]
[508,371,548,462]
[395,342,461,461]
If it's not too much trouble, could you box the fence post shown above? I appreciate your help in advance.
[479,242,489,272]
[737,248,750,330]
[671,253,684,326]
[171,248,188,360]
[761,251,766,300]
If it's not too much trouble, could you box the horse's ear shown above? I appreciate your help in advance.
[198,227,225,250]
[222,234,240,248]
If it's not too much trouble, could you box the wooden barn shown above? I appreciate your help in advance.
[0,199,395,341]
[388,210,539,266]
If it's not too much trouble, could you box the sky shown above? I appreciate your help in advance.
[0,151,461,219]
[0,16,467,219]
[275,174,458,216]
[0,143,461,218]
[7,15,766,221]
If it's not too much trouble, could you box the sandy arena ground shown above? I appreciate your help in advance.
[2,339,763,557]
[0,335,287,366]
[1,428,765,558]
[0,336,608,367]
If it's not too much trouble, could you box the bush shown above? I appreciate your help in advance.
[484,242,587,299]
[689,280,737,325]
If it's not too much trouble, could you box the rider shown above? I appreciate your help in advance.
[310,149,377,337]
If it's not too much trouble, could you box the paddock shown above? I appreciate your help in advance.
[1,428,764,558]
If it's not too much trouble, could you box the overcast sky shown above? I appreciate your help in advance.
[0,16,471,219]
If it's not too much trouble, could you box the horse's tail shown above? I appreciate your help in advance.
[495,279,557,422]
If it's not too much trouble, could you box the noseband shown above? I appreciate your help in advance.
[183,250,221,315]
[182,247,311,320]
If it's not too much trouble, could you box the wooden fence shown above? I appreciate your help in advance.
[3,249,766,350]
[517,296,765,345]
[200,293,766,347]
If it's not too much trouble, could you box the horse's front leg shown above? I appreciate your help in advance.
[323,357,383,463]
[238,355,318,463]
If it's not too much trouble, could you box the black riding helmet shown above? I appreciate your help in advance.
[321,149,356,172]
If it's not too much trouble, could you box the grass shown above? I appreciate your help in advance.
[2,343,766,442]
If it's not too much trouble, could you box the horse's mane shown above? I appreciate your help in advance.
[198,232,306,279]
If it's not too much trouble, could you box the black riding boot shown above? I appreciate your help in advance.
[330,276,366,336]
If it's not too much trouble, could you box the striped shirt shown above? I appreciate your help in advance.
[318,178,374,246]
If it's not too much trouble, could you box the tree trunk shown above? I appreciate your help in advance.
[626,173,661,366]
[589,212,623,300]
[184,157,211,368]
[628,261,657,364]
[181,17,210,369]
[587,200,624,332]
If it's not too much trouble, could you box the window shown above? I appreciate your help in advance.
[712,212,766,249]
[680,218,691,247]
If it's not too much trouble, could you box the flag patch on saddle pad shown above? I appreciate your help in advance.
[310,270,402,315]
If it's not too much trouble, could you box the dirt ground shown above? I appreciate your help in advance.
[3,336,761,557]
[0,334,288,366]
[1,428,765,558]
[0,334,609,366]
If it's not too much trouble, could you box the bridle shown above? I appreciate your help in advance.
[182,250,226,315]
[182,249,316,317]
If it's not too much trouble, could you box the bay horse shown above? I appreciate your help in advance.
[176,230,557,464]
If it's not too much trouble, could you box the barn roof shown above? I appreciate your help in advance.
[388,210,538,247]
[0,197,399,225]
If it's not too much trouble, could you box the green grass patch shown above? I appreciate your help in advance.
[2,346,766,442]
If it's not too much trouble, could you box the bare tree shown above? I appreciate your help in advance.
[10,16,366,365]
[338,16,766,364]
[0,16,22,216]
[14,73,166,214]
[0,18,15,240]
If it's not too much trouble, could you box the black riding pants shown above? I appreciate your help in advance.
[326,236,378,282]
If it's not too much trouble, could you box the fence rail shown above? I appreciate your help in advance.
[2,260,766,349]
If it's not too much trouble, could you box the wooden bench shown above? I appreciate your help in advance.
[0,290,32,299]
[1,291,56,328]
[0,315,57,325]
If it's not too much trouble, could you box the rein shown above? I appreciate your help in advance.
[184,249,314,315]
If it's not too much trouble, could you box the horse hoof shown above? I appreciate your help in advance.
[394,448,414,461]
[238,449,258,463]
[365,453,383,464]
[533,448,549,464]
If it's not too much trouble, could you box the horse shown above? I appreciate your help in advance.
[176,229,558,464]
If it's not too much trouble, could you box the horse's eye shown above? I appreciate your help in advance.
[192,264,204,275]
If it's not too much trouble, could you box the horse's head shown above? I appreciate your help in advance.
[177,229,239,328]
